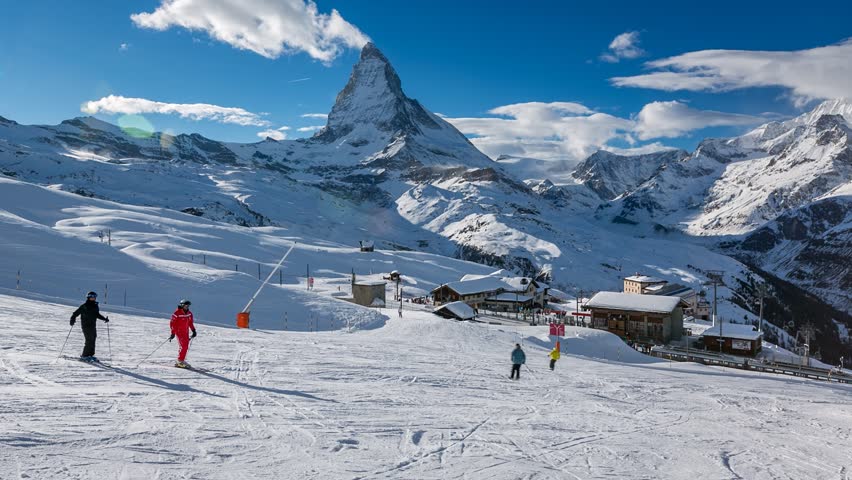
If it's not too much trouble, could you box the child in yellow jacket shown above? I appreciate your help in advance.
[549,347,560,370]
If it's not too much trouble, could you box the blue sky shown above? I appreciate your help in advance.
[1,0,851,161]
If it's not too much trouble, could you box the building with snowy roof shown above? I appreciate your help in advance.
[483,292,534,312]
[700,323,763,356]
[433,301,476,321]
[623,274,668,294]
[352,280,386,307]
[644,283,711,321]
[583,291,688,344]
[430,277,513,308]
[501,276,550,308]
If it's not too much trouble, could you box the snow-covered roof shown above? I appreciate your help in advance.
[547,288,572,301]
[502,277,535,291]
[486,293,533,302]
[437,277,512,295]
[459,273,489,282]
[585,292,683,314]
[647,283,693,297]
[701,323,762,341]
[459,269,507,282]
[433,301,475,320]
[354,281,386,287]
[624,275,666,284]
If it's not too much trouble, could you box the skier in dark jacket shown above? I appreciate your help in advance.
[70,291,109,361]
[510,343,526,380]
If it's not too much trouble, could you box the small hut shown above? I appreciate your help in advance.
[700,323,763,356]
[352,280,386,307]
[434,301,476,321]
[359,240,374,252]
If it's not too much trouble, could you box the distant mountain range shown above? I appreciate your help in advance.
[1,43,849,361]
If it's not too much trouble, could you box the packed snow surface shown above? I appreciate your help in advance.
[1,294,850,479]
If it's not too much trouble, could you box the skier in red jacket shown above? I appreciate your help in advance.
[169,299,197,368]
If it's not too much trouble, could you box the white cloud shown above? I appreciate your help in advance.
[445,100,770,162]
[277,126,291,131]
[257,128,287,140]
[611,39,852,105]
[297,125,324,132]
[634,101,764,140]
[600,31,645,63]
[601,142,678,156]
[301,113,328,119]
[119,43,130,51]
[445,102,634,162]
[131,0,370,63]
[81,95,269,126]
[289,77,311,83]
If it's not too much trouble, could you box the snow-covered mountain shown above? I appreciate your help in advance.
[572,149,689,201]
[584,99,852,314]
[614,99,852,236]
[1,44,849,361]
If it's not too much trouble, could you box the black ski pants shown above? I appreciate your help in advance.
[510,364,521,379]
[549,359,557,370]
[81,321,97,357]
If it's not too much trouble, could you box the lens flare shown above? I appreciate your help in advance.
[117,114,155,139]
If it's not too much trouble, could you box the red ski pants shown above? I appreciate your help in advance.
[176,331,191,361]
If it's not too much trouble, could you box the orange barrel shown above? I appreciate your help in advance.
[556,341,560,352]
[236,312,250,329]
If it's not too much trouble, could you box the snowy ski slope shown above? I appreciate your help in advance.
[1,294,850,479]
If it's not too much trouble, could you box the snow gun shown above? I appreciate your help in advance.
[238,242,296,328]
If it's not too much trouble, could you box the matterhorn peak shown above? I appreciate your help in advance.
[315,43,440,142]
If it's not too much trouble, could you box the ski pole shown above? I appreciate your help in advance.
[135,338,170,367]
[57,324,74,359]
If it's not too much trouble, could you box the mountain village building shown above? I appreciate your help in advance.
[624,274,711,320]
[430,277,512,308]
[432,273,550,313]
[700,323,763,356]
[583,292,687,344]
[433,301,476,321]
[623,275,667,294]
[352,280,386,307]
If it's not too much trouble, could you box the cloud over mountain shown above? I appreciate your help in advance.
[445,100,766,162]
[82,95,269,126]
[611,39,852,106]
[131,0,369,62]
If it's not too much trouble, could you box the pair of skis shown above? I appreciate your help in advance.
[62,355,206,371]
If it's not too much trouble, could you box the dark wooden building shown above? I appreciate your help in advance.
[583,292,687,344]
[430,277,511,307]
[700,323,763,356]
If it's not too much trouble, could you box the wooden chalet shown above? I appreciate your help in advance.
[583,292,688,344]
[700,323,763,356]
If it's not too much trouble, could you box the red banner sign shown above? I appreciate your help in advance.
[549,323,565,336]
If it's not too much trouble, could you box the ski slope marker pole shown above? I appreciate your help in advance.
[57,325,74,359]
[107,321,112,362]
[135,338,170,367]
